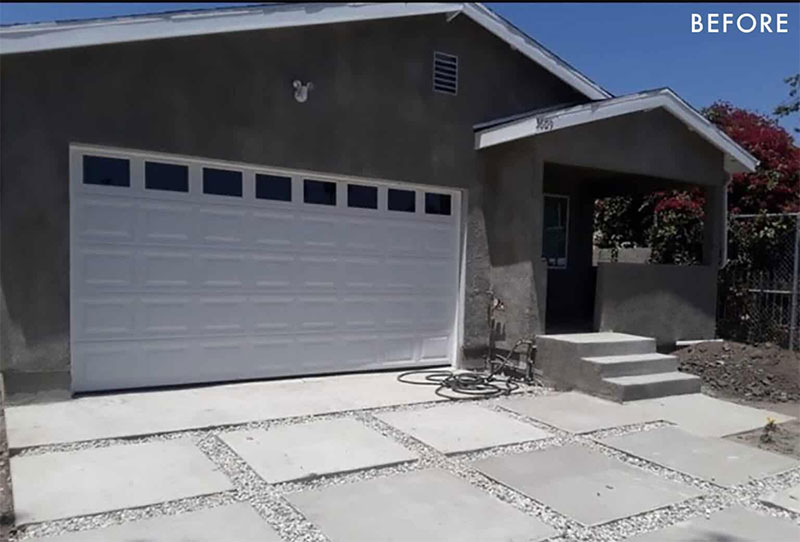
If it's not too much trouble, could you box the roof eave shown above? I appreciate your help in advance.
[475,90,758,174]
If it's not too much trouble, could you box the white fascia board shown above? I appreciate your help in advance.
[0,3,459,55]
[475,90,758,174]
[462,4,611,100]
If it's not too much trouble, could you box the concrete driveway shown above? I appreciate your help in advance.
[5,371,800,541]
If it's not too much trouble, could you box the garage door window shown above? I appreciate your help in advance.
[425,193,451,215]
[347,184,378,209]
[256,174,292,202]
[83,155,130,187]
[145,162,188,193]
[203,168,242,197]
[304,179,336,206]
[388,189,415,212]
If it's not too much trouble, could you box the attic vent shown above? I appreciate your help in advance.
[433,51,458,95]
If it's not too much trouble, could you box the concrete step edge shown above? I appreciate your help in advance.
[581,353,676,363]
[602,371,701,386]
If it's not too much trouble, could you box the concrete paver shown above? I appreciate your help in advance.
[473,444,701,525]
[6,370,447,448]
[631,393,795,437]
[27,504,281,541]
[624,506,800,541]
[11,439,233,524]
[500,391,661,433]
[761,483,800,513]
[287,468,556,542]
[220,418,417,483]
[374,403,551,453]
[602,426,799,487]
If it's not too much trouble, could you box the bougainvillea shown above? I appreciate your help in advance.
[704,101,799,214]
[594,102,799,265]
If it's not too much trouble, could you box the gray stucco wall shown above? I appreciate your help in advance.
[534,109,725,186]
[0,14,585,389]
[594,262,718,345]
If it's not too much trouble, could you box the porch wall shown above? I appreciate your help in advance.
[594,262,718,345]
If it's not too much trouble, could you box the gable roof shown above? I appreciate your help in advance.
[0,2,611,100]
[474,88,759,174]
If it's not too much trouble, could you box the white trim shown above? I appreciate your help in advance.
[474,88,758,174]
[543,193,569,270]
[461,4,610,100]
[0,3,610,100]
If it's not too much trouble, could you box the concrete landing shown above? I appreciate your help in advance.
[631,393,795,437]
[11,440,233,524]
[602,426,798,487]
[473,444,701,525]
[536,332,700,402]
[220,418,417,483]
[625,506,800,541]
[6,370,448,448]
[286,468,556,542]
[500,391,660,433]
[27,504,282,542]
[374,403,552,454]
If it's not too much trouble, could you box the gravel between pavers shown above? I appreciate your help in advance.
[8,389,800,541]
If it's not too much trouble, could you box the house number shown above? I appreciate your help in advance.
[536,117,554,131]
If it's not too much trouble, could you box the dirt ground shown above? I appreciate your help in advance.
[674,340,800,457]
[675,340,800,403]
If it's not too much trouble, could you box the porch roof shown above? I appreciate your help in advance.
[474,88,758,174]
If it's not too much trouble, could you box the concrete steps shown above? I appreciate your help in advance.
[537,332,701,402]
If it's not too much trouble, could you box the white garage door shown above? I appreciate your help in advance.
[69,146,462,392]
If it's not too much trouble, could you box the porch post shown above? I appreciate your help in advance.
[703,177,728,268]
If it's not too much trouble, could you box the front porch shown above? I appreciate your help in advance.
[541,162,721,345]
[472,89,752,355]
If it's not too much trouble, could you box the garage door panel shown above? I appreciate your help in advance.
[383,335,418,364]
[77,298,136,339]
[298,297,339,330]
[80,248,136,288]
[199,296,247,333]
[78,198,137,242]
[385,258,425,290]
[384,223,426,254]
[141,201,194,244]
[341,336,380,365]
[251,296,295,331]
[299,256,339,289]
[141,250,194,288]
[343,298,379,329]
[384,298,419,328]
[343,219,381,251]
[343,257,382,289]
[71,148,461,391]
[251,210,295,247]
[252,255,295,288]
[300,215,341,249]
[141,296,194,335]
[421,336,450,360]
[200,208,246,245]
[199,253,247,288]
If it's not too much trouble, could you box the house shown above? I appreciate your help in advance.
[0,3,757,396]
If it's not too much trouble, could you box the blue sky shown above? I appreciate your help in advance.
[1,2,798,133]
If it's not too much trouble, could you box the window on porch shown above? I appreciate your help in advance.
[543,194,569,268]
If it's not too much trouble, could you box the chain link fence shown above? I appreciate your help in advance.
[718,213,799,350]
